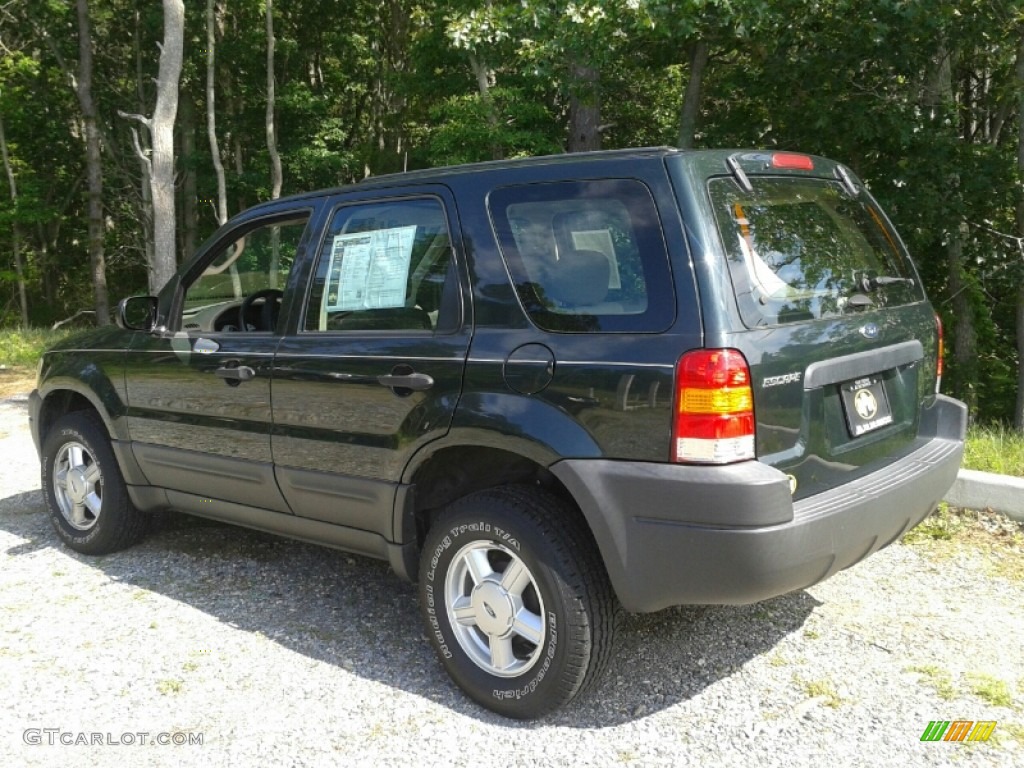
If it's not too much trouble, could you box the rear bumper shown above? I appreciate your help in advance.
[551,394,967,612]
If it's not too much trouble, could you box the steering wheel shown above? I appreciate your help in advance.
[238,288,283,331]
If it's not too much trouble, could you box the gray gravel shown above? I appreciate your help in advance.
[1,392,1022,767]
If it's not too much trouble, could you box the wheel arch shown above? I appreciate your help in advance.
[37,386,111,445]
[36,379,146,487]
[396,438,603,582]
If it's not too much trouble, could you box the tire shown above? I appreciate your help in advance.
[419,485,618,719]
[41,411,148,555]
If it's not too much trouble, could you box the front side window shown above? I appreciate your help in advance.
[489,179,674,333]
[709,177,924,326]
[304,198,458,333]
[181,215,309,332]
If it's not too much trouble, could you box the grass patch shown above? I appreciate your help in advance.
[997,722,1024,744]
[907,665,958,700]
[795,675,842,707]
[156,678,184,695]
[0,328,73,368]
[0,328,75,397]
[964,424,1024,478]
[902,505,1024,582]
[967,673,1015,708]
[902,504,972,543]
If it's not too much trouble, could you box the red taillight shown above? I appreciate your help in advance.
[673,349,755,464]
[771,152,814,171]
[935,313,944,393]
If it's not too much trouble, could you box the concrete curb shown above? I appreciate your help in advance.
[944,468,1024,522]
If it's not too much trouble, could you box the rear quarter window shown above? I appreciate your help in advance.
[709,177,924,327]
[489,179,674,333]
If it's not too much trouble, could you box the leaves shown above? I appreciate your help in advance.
[0,0,1020,419]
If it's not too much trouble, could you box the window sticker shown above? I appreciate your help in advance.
[324,225,416,311]
[570,229,621,289]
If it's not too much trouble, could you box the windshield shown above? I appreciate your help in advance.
[709,177,924,326]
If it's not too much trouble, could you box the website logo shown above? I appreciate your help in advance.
[920,720,996,742]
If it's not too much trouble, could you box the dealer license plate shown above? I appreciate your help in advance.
[840,376,893,437]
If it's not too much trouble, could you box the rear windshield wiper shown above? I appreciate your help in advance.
[856,273,915,292]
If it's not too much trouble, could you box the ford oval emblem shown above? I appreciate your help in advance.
[860,323,879,340]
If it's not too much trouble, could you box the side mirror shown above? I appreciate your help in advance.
[116,296,159,331]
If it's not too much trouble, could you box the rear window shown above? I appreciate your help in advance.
[709,177,924,326]
[489,179,674,333]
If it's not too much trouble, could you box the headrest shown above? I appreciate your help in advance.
[545,249,610,307]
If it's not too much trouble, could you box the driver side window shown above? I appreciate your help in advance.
[182,215,309,332]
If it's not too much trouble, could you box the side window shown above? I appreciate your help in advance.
[182,215,309,332]
[304,198,458,333]
[489,179,674,333]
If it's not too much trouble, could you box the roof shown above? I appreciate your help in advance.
[358,146,683,186]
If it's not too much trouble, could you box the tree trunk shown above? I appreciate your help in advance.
[75,0,110,324]
[927,45,979,419]
[1015,33,1024,430]
[132,5,155,274]
[266,0,283,201]
[206,0,228,227]
[265,0,283,287]
[0,116,29,327]
[149,0,185,294]
[567,60,601,153]
[947,221,978,418]
[469,52,503,160]
[678,40,710,149]
[180,97,197,262]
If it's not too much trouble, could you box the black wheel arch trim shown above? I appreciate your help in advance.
[34,376,130,445]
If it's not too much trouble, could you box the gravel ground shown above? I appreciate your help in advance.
[1,392,1022,767]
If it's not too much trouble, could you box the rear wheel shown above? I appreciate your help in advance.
[41,412,148,555]
[419,485,618,719]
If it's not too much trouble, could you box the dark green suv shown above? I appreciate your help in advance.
[30,148,966,718]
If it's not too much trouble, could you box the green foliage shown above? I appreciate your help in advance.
[0,328,72,368]
[964,424,1024,478]
[0,0,1021,424]
[419,87,563,166]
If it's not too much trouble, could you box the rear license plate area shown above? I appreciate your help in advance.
[841,375,893,437]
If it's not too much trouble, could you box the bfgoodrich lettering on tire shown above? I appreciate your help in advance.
[41,411,148,555]
[419,485,618,719]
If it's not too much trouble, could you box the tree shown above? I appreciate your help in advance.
[1015,30,1024,430]
[206,0,228,227]
[0,113,28,327]
[265,0,282,201]
[121,0,185,294]
[75,0,110,324]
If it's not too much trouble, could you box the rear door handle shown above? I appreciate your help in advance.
[215,365,256,382]
[377,372,434,391]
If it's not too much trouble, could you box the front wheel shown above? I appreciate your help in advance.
[419,486,618,719]
[41,411,148,555]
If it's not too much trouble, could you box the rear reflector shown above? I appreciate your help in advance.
[673,349,755,464]
[771,153,814,171]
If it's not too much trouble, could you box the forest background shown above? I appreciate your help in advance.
[0,0,1022,428]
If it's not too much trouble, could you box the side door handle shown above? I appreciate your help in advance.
[215,365,256,382]
[377,371,434,392]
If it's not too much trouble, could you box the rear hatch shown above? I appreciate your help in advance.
[686,152,940,499]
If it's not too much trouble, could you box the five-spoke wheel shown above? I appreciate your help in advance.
[445,540,546,677]
[52,440,104,531]
[420,486,618,719]
[41,412,148,554]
